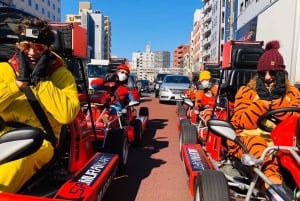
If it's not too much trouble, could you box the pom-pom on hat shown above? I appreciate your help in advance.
[257,40,285,72]
[199,70,211,81]
[117,64,130,73]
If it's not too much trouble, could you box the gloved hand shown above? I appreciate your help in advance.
[105,73,119,82]
[31,50,51,84]
[101,113,110,123]
[256,78,271,100]
[270,72,286,99]
[17,50,31,82]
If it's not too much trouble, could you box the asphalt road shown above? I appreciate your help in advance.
[102,93,194,201]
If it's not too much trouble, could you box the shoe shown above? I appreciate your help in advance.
[266,184,289,201]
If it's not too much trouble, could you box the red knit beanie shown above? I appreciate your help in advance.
[257,40,285,71]
[117,64,130,73]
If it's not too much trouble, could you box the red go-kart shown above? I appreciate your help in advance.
[180,107,300,201]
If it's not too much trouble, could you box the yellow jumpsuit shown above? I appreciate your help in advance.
[0,52,80,193]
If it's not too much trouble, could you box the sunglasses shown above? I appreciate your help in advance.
[258,70,277,78]
[118,70,128,75]
[19,42,48,52]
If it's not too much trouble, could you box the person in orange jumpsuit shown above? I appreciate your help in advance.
[230,40,300,199]
[195,70,218,124]
[0,18,80,192]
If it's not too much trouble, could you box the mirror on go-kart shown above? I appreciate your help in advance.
[184,98,194,107]
[207,119,236,141]
[128,100,140,107]
[207,119,249,153]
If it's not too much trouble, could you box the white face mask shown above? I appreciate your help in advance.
[118,72,128,82]
[201,80,210,88]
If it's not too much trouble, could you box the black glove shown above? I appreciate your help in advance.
[17,50,31,82]
[31,50,51,84]
[105,73,119,82]
[270,72,286,99]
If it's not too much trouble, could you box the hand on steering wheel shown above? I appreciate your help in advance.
[257,107,300,132]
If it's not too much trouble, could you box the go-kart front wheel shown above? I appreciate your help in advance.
[179,124,197,160]
[103,128,129,174]
[194,170,230,201]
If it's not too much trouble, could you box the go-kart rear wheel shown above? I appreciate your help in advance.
[179,118,190,130]
[194,170,230,201]
[179,124,197,160]
[139,107,149,128]
[139,107,149,117]
[130,119,143,147]
[103,128,129,174]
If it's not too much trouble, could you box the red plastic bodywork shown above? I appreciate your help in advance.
[271,116,300,188]
[54,153,118,201]
[181,143,213,195]
[50,22,87,59]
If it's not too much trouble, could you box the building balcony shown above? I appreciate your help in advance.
[202,36,211,47]
[202,12,212,24]
[203,1,212,13]
[201,48,211,58]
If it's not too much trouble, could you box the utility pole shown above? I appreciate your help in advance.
[229,0,234,40]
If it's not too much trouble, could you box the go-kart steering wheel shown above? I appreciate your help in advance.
[257,107,300,132]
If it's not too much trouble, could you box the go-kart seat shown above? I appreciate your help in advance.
[226,68,257,103]
[225,47,263,103]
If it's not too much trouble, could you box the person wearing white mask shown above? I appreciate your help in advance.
[100,64,133,123]
[193,70,219,125]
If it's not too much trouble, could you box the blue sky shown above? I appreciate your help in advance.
[61,0,202,61]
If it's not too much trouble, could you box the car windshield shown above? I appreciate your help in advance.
[164,75,190,84]
[156,74,169,82]
[87,65,110,77]
[140,80,149,86]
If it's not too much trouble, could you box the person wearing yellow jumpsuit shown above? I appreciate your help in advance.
[0,18,80,192]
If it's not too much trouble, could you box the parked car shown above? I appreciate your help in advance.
[154,73,171,98]
[159,74,191,103]
[136,79,151,94]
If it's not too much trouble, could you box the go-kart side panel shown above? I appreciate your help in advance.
[123,125,134,142]
[55,152,118,201]
[181,143,212,195]
[205,133,222,161]
[68,112,95,173]
[272,116,300,188]
[0,193,64,201]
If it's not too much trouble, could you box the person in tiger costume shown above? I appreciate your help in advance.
[230,40,300,199]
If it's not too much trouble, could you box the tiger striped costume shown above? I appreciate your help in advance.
[230,74,300,187]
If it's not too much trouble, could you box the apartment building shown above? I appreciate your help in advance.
[65,2,111,60]
[190,9,202,73]
[9,0,61,21]
[173,44,190,68]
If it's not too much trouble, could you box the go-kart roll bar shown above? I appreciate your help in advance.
[78,59,97,141]
[242,145,299,201]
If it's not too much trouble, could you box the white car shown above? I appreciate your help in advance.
[159,75,191,103]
